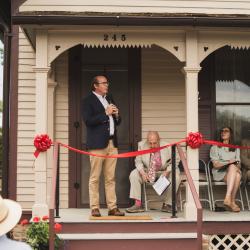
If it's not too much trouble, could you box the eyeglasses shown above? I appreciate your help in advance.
[97,81,110,86]
[221,129,230,133]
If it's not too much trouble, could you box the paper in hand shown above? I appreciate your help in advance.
[152,175,171,196]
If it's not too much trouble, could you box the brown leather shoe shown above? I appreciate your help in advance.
[91,208,101,217]
[108,208,125,216]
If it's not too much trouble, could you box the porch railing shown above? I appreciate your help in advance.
[49,142,60,250]
[176,144,203,250]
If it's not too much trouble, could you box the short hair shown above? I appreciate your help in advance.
[91,75,108,91]
[147,131,160,141]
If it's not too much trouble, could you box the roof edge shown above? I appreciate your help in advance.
[12,14,250,27]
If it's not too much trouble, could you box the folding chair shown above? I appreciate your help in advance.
[243,181,250,210]
[143,182,166,211]
[179,159,213,211]
[207,160,244,211]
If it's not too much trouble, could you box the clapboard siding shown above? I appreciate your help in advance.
[17,28,36,210]
[20,0,250,15]
[141,46,186,143]
[17,30,69,209]
[54,51,69,209]
[142,46,186,206]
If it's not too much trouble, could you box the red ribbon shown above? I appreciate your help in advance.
[34,132,250,159]
[33,134,52,158]
[58,140,186,159]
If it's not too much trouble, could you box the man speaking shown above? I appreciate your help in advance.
[82,75,125,217]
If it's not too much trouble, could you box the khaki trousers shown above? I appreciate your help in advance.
[129,168,181,205]
[89,140,118,210]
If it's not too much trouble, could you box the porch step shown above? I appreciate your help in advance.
[59,221,197,234]
[58,232,197,240]
[58,232,198,250]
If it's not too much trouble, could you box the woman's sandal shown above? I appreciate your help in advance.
[223,196,232,211]
[231,203,241,213]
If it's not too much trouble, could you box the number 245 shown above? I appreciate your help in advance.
[104,34,126,41]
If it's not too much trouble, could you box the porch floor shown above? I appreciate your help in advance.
[55,208,250,223]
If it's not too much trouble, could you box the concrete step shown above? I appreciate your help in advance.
[58,232,198,250]
[59,221,197,234]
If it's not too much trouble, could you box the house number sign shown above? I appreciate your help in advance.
[103,34,127,41]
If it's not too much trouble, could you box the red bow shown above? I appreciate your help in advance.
[186,132,204,149]
[33,134,52,158]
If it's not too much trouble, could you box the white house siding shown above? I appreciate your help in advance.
[20,0,250,15]
[17,28,36,210]
[17,30,69,210]
[141,45,186,144]
[54,52,69,209]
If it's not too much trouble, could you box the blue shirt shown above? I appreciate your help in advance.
[0,235,32,250]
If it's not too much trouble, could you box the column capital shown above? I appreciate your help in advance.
[33,67,51,73]
[182,66,201,74]
[48,79,58,88]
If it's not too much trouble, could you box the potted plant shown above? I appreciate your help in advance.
[21,216,62,250]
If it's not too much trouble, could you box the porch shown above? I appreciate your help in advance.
[56,207,250,223]
[54,208,250,250]
[12,13,250,250]
[16,26,250,216]
[44,142,250,250]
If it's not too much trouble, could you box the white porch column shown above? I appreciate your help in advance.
[46,71,57,204]
[182,31,201,219]
[32,30,50,217]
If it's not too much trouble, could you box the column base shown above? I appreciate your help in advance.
[184,201,197,220]
[32,203,49,218]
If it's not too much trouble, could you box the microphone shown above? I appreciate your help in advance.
[106,94,113,104]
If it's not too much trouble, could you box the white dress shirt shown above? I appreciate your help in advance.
[93,91,114,136]
[0,235,32,250]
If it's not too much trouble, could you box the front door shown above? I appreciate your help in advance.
[69,46,141,208]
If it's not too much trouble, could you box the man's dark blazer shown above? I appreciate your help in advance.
[81,92,121,150]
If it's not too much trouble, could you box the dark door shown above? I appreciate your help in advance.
[69,46,141,208]
[198,56,215,162]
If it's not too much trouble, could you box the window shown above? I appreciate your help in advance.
[215,48,250,145]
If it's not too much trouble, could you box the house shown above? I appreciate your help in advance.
[0,0,11,197]
[1,0,250,249]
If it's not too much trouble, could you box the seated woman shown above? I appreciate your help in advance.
[241,139,250,185]
[210,126,241,212]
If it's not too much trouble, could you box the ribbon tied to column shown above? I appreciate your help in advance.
[186,132,204,149]
[33,134,53,158]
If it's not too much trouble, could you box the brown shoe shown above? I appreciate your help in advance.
[108,208,125,216]
[91,208,101,217]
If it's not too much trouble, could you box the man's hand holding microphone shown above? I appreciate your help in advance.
[105,104,119,117]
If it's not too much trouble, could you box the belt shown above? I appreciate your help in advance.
[109,135,114,139]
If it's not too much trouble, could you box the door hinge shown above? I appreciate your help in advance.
[74,182,80,189]
[74,121,80,128]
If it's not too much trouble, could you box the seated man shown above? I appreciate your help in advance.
[126,131,181,213]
